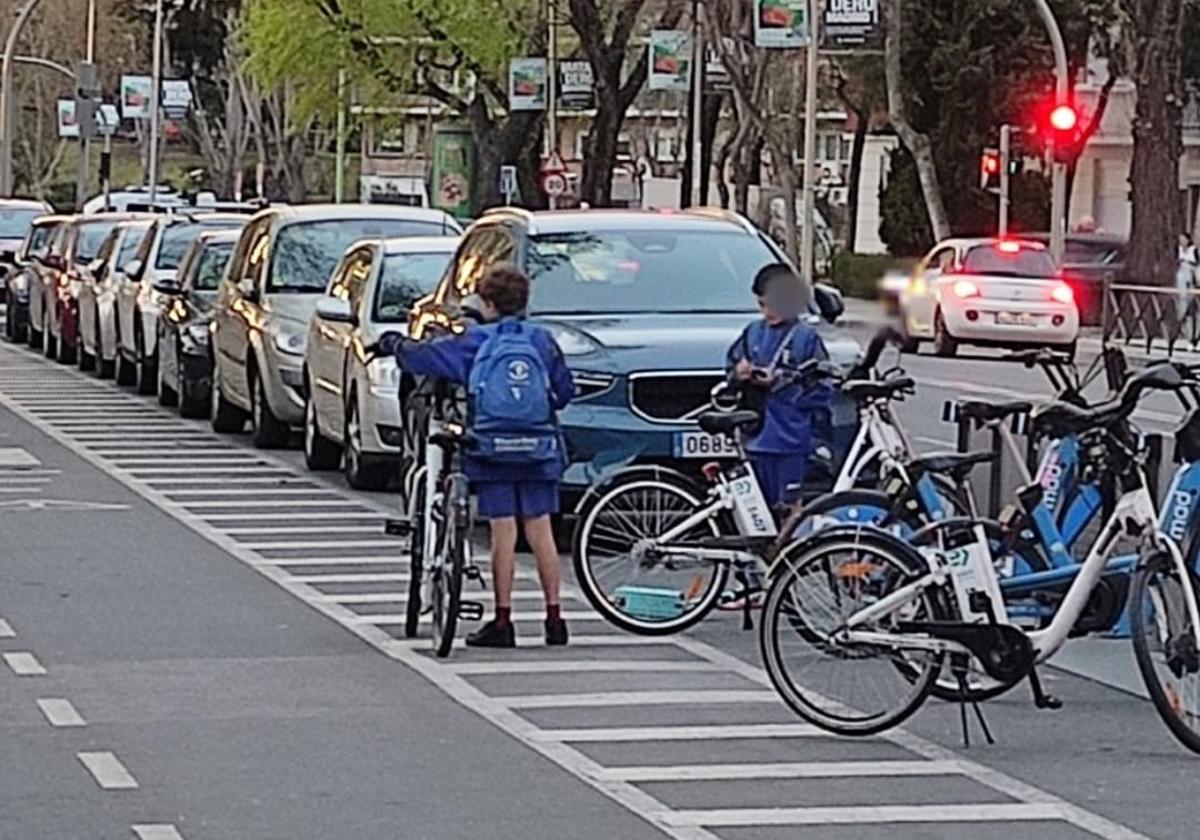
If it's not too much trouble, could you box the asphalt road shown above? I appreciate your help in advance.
[2,320,1198,840]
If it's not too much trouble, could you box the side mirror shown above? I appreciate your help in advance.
[813,282,845,324]
[123,258,144,281]
[0,250,16,266]
[153,280,181,296]
[315,296,355,324]
[42,254,64,272]
[237,276,258,301]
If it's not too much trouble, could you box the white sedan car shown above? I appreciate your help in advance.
[303,235,459,490]
[899,238,1079,357]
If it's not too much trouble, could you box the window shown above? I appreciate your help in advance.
[74,220,121,263]
[117,224,151,269]
[374,250,455,322]
[326,247,375,310]
[191,241,235,291]
[962,243,1057,278]
[155,219,246,270]
[0,207,42,238]
[447,227,514,302]
[25,223,55,258]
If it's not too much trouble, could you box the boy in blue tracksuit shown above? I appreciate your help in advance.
[726,264,832,507]
[375,265,575,648]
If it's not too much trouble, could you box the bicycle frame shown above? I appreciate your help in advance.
[832,396,912,493]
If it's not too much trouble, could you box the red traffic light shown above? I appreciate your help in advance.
[981,153,1000,174]
[1049,104,1077,132]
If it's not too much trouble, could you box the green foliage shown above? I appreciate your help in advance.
[879,146,934,256]
[829,251,916,299]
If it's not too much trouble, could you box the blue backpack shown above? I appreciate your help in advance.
[468,319,559,463]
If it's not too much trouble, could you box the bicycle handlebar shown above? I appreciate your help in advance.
[848,326,905,380]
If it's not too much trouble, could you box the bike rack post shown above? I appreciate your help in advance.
[987,425,1004,519]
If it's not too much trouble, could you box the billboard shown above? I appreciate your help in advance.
[754,0,810,48]
[120,75,153,119]
[823,0,881,48]
[509,58,548,111]
[559,60,594,110]
[648,30,691,91]
[56,99,78,138]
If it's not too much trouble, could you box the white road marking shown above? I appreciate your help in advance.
[141,476,320,486]
[502,690,777,709]
[0,617,14,637]
[225,525,383,535]
[664,803,1066,828]
[355,610,598,625]
[201,512,385,521]
[391,635,670,649]
[177,499,368,509]
[290,572,409,584]
[132,825,186,840]
[594,759,965,782]
[449,660,719,675]
[326,590,546,603]
[255,556,402,566]
[77,751,138,790]
[3,651,46,675]
[164,488,333,497]
[534,724,822,742]
[122,467,295,477]
[112,458,267,467]
[36,698,86,727]
[0,486,42,493]
[241,539,402,550]
[0,446,39,466]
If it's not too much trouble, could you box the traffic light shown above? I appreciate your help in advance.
[1045,103,1081,164]
[980,147,1001,191]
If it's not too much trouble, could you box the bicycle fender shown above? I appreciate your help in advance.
[770,524,931,579]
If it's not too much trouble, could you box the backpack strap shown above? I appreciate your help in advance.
[766,322,801,371]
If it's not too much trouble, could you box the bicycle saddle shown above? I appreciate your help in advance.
[842,377,916,401]
[698,410,760,435]
[956,399,1032,424]
[908,450,995,481]
[430,427,474,451]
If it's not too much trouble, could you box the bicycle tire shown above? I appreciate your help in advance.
[1130,554,1200,754]
[431,486,467,658]
[760,527,945,736]
[573,473,729,635]
[405,478,427,639]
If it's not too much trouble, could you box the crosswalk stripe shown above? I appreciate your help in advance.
[663,803,1066,827]
[36,698,86,727]
[0,617,15,638]
[502,690,777,709]
[447,660,719,675]
[202,512,385,521]
[165,489,334,497]
[225,526,383,535]
[77,751,138,790]
[241,539,400,550]
[178,500,368,509]
[353,610,599,625]
[594,760,965,782]
[254,556,402,566]
[132,825,186,840]
[390,635,667,649]
[533,724,822,742]
[3,651,46,675]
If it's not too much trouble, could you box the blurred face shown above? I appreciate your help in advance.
[758,275,805,324]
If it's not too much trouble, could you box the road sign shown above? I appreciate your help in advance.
[499,165,518,204]
[542,150,565,175]
[541,171,567,198]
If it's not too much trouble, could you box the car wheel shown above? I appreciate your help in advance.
[250,371,290,449]
[210,361,248,433]
[115,351,137,386]
[135,319,156,395]
[933,309,958,357]
[304,390,341,471]
[10,296,28,344]
[78,335,95,372]
[178,358,208,419]
[157,353,178,408]
[57,310,76,365]
[3,292,12,341]
[42,309,57,359]
[344,394,390,490]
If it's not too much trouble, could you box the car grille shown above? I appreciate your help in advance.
[629,372,724,423]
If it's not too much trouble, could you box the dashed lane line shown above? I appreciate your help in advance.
[132,826,186,840]
[36,698,86,727]
[0,617,15,638]
[77,751,139,790]
[3,651,46,675]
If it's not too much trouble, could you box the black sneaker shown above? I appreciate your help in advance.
[545,619,569,647]
[466,620,515,648]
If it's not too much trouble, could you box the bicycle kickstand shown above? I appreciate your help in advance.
[955,675,996,749]
[1028,667,1063,710]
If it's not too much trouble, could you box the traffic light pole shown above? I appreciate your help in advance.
[799,0,822,284]
[1031,0,1069,267]
[999,124,1012,238]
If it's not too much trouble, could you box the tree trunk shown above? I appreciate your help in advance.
[1122,0,1186,285]
[699,91,723,205]
[883,0,951,242]
[584,88,622,207]
[845,117,867,252]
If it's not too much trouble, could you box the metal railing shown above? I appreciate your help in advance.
[1102,280,1200,356]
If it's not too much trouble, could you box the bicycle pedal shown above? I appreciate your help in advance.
[457,600,485,621]
[463,565,489,590]
[384,518,412,538]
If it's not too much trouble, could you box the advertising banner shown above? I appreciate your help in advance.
[120,75,153,119]
[558,60,594,110]
[648,30,691,91]
[56,99,78,138]
[509,58,548,111]
[161,79,194,120]
[430,127,476,219]
[754,0,810,48]
[823,0,881,48]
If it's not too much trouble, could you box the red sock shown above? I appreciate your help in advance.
[546,603,561,623]
[495,606,512,627]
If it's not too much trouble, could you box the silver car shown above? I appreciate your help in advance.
[78,218,153,378]
[304,236,459,489]
[114,212,249,394]
[210,204,463,449]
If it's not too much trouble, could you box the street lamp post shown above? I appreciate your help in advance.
[689,0,704,208]
[0,0,44,196]
[1031,0,1069,267]
[147,0,164,203]
[799,0,822,284]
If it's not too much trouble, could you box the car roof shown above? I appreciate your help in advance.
[155,211,249,227]
[1022,232,1127,247]
[478,207,760,236]
[380,235,461,256]
[193,229,242,246]
[72,212,154,227]
[32,214,73,227]
[934,237,1049,253]
[259,203,459,227]
[0,198,51,211]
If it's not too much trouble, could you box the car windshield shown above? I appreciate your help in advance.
[156,220,243,269]
[374,251,454,322]
[962,244,1057,278]
[26,224,54,256]
[526,229,776,314]
[0,207,42,238]
[271,219,450,292]
[192,241,235,291]
[117,225,150,268]
[77,221,121,263]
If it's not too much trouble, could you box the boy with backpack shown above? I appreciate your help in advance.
[373,264,575,648]
[726,263,832,508]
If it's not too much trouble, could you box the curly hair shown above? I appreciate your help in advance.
[479,263,530,315]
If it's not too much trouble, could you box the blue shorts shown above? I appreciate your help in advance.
[475,481,560,520]
[750,453,809,508]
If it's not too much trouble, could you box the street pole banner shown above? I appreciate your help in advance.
[754,0,810,48]
[822,0,881,48]
[56,99,79,138]
[430,127,476,219]
[509,58,548,111]
[119,75,153,119]
[97,103,120,136]
[160,79,194,120]
[648,30,692,91]
[558,60,595,110]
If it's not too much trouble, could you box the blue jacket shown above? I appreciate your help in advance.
[384,318,575,483]
[725,318,832,455]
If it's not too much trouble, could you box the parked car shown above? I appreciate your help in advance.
[0,199,52,266]
[404,208,860,503]
[34,214,136,365]
[4,213,63,343]
[210,204,464,448]
[305,236,459,489]
[155,230,240,417]
[898,237,1079,357]
[115,212,248,393]
[25,217,71,351]
[1023,232,1125,326]
[77,218,154,377]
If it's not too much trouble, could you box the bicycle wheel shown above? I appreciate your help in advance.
[430,480,466,658]
[573,474,728,635]
[1131,553,1200,753]
[760,529,944,736]
[786,489,917,546]
[404,477,427,639]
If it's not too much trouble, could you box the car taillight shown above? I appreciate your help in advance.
[1050,283,1074,304]
[953,279,980,298]
[996,240,1021,254]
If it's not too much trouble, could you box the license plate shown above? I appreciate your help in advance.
[673,431,740,459]
[996,311,1039,326]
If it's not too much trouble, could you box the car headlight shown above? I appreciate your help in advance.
[367,358,400,390]
[573,370,616,399]
[271,323,306,356]
[543,321,603,357]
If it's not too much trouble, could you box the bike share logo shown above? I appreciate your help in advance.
[1166,489,1195,543]
[733,478,772,534]
[1041,452,1065,511]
